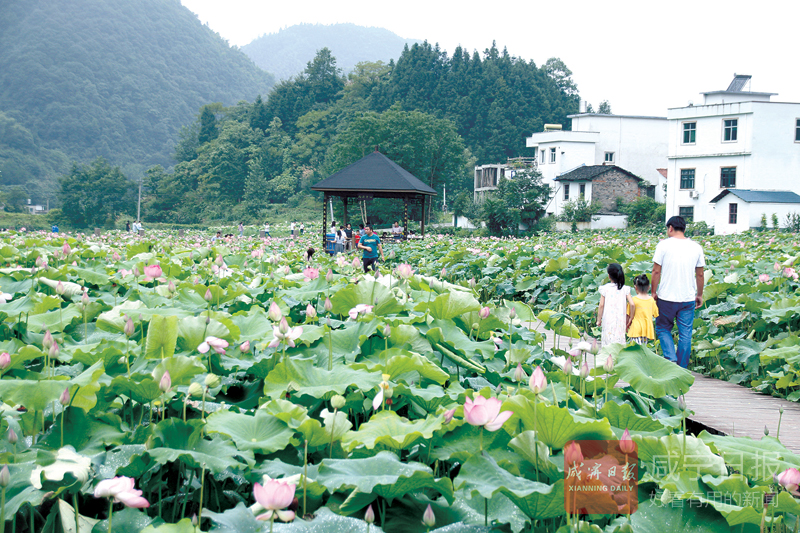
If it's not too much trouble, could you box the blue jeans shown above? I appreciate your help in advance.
[655,299,695,368]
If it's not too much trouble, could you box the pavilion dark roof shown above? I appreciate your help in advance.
[555,164,643,182]
[312,151,437,196]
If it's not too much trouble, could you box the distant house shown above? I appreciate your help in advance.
[666,74,800,231]
[553,164,646,229]
[709,189,800,234]
[526,113,668,215]
[473,157,536,203]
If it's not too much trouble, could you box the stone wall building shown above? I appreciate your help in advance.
[553,164,644,214]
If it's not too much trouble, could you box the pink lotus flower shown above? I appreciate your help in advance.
[94,476,150,508]
[463,395,512,432]
[59,387,70,406]
[564,441,583,467]
[0,352,10,370]
[364,504,375,524]
[325,269,333,283]
[253,479,296,522]
[396,263,414,279]
[759,273,771,283]
[112,251,121,261]
[775,262,781,272]
[479,307,490,320]
[529,366,547,394]
[159,371,171,392]
[62,242,71,255]
[240,340,251,353]
[303,267,319,281]
[324,297,333,312]
[352,257,361,269]
[143,264,162,281]
[348,304,373,320]
[443,407,456,424]
[268,321,303,348]
[619,429,636,454]
[305,304,317,319]
[198,336,229,354]
[514,363,527,382]
[268,302,283,322]
[776,468,800,495]
[422,504,436,528]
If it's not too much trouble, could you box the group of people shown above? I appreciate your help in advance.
[596,215,704,368]
[125,220,143,233]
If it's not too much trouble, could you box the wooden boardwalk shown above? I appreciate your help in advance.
[526,321,800,453]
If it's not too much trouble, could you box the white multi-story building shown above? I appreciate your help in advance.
[666,75,800,233]
[525,113,668,215]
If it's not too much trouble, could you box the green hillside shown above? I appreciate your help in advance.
[242,23,420,80]
[0,0,274,206]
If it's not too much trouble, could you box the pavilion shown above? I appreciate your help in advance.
[311,151,437,247]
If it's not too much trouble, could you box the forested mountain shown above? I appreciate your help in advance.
[242,23,420,80]
[137,43,580,225]
[0,0,274,207]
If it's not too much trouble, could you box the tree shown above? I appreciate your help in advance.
[58,157,136,227]
[304,48,345,105]
[3,186,29,212]
[198,105,220,145]
[497,168,551,226]
[542,58,578,97]
[597,100,612,114]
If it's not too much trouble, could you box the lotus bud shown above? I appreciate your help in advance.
[352,257,361,269]
[0,465,9,488]
[422,504,436,528]
[324,297,333,313]
[132,266,140,277]
[49,341,60,359]
[56,281,65,295]
[306,304,317,319]
[620,428,636,454]
[0,352,10,370]
[279,317,289,335]
[204,373,221,389]
[59,387,70,406]
[62,241,71,255]
[168,280,176,294]
[268,301,282,322]
[331,395,346,410]
[204,288,213,302]
[326,317,332,328]
[81,290,90,307]
[215,254,224,266]
[514,363,527,383]
[112,251,121,261]
[383,325,391,337]
[603,356,614,373]
[590,339,599,355]
[326,269,333,283]
[479,307,490,320]
[36,256,44,267]
[388,250,395,259]
[7,427,18,444]
[564,441,583,467]
[441,267,446,278]
[188,382,204,398]
[124,316,135,337]
[43,330,54,351]
[364,505,375,524]
[509,306,516,319]
[529,366,547,393]
[678,395,686,411]
[159,371,172,393]
[580,362,590,379]
[239,340,251,353]
[205,316,210,325]
[468,277,476,289]
[471,323,479,331]
[192,514,198,527]
[564,358,573,376]
[711,340,722,348]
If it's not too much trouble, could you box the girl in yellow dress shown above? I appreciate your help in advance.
[628,274,659,345]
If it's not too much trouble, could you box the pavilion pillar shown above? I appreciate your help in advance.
[420,195,426,237]
[403,196,409,240]
[322,193,328,249]
[342,197,348,228]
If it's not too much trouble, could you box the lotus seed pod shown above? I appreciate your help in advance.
[188,382,204,398]
[204,373,221,389]
[331,395,346,410]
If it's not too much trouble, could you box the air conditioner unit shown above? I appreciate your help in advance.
[689,191,699,199]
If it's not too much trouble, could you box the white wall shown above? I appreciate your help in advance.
[713,198,800,235]
[550,181,592,217]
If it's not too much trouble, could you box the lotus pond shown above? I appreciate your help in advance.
[0,228,799,533]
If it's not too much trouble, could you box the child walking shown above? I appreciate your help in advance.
[628,274,659,345]
[596,263,635,347]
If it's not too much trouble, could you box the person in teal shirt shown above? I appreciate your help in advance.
[357,224,384,273]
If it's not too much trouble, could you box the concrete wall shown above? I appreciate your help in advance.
[713,197,800,234]
[555,214,627,231]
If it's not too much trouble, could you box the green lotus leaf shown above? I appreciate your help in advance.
[387,324,434,353]
[424,319,496,359]
[431,422,508,463]
[330,280,403,316]
[4,344,44,371]
[275,277,330,303]
[614,344,694,398]
[598,401,669,433]
[69,266,110,286]
[263,358,382,400]
[503,396,613,450]
[144,314,179,359]
[629,498,750,532]
[26,305,83,333]
[43,407,126,454]
[59,498,100,533]
[91,506,154,533]
[96,301,147,333]
[109,374,162,404]
[355,350,449,385]
[317,451,454,505]
[205,409,294,454]
[229,307,272,341]
[536,310,580,338]
[634,433,727,477]
[203,502,270,533]
[176,315,231,352]
[139,518,195,533]
[148,419,253,472]
[508,431,562,481]
[414,290,480,320]
[0,360,104,412]
[152,355,206,388]
[698,431,800,482]
[342,410,444,451]
[454,452,565,519]
[0,461,46,518]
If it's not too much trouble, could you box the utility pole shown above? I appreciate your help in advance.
[137,178,142,221]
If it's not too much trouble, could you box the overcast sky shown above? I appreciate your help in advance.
[182,0,800,117]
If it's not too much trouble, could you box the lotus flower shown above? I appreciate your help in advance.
[268,322,303,349]
[253,479,296,522]
[268,301,283,322]
[443,407,456,424]
[303,267,319,281]
[143,264,162,280]
[759,273,771,283]
[326,269,333,282]
[603,356,614,373]
[348,304,373,320]
[576,341,592,352]
[94,476,150,508]
[0,352,9,370]
[324,297,333,312]
[364,504,375,524]
[396,263,414,279]
[204,288,213,302]
[619,429,636,454]
[529,366,547,394]
[775,468,800,494]
[564,441,583,467]
[59,387,70,406]
[0,465,7,488]
[159,371,172,392]
[352,257,361,269]
[422,504,436,528]
[305,304,317,319]
[240,340,251,353]
[514,363,527,383]
[112,251,121,261]
[580,362,590,379]
[479,307,490,320]
[0,291,13,304]
[124,316,135,337]
[463,395,512,432]
[198,336,229,354]
[62,241,71,255]
[7,427,17,444]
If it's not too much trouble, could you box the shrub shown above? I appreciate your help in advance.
[686,220,712,237]
[558,198,601,222]
[786,212,800,233]
[616,197,665,227]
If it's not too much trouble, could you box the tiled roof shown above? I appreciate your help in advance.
[554,165,643,182]
[709,189,800,204]
[312,151,437,195]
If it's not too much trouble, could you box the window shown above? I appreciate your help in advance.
[680,169,695,189]
[604,152,615,163]
[563,183,570,201]
[720,167,736,188]
[796,119,800,142]
[540,149,546,164]
[723,119,738,142]
[550,147,556,163]
[679,206,694,222]
[683,122,696,144]
[729,203,738,224]
[579,183,586,198]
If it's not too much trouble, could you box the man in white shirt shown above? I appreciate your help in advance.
[651,216,705,368]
